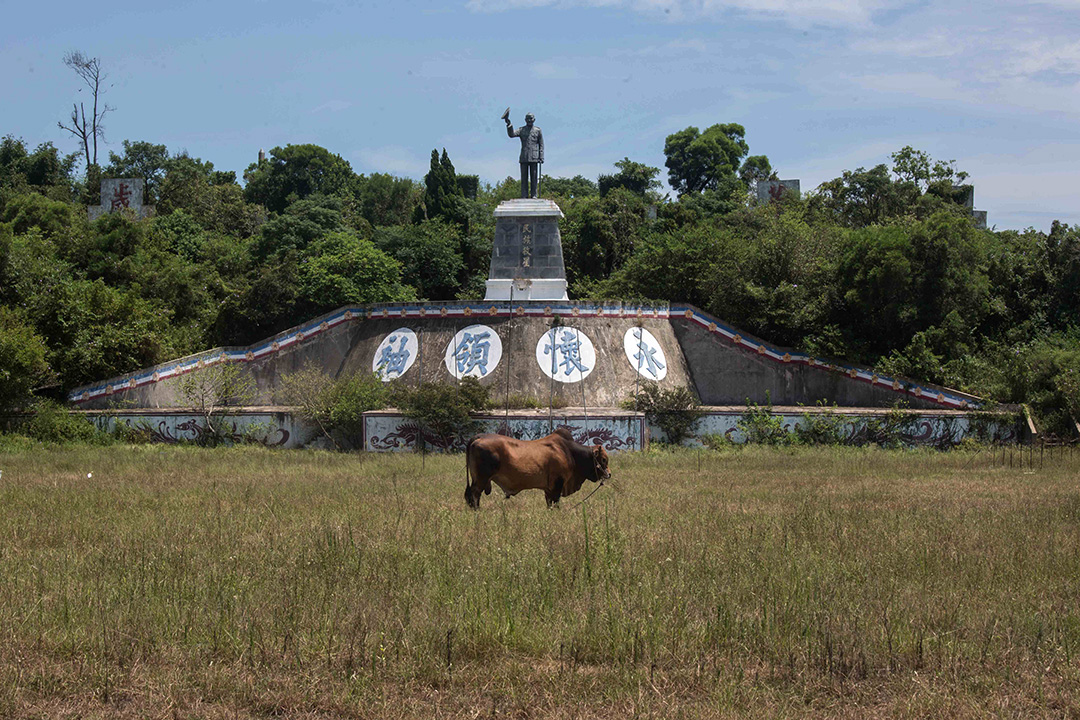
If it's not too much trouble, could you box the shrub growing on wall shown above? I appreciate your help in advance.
[736,397,792,446]
[624,381,703,446]
[177,362,257,446]
[280,366,389,449]
[392,377,490,447]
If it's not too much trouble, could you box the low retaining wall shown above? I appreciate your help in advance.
[85,408,318,448]
[363,410,645,453]
[81,408,644,452]
[671,407,1020,446]
[77,405,1020,451]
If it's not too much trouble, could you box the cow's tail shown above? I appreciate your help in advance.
[464,436,474,492]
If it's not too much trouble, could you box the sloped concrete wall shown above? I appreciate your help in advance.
[70,302,692,410]
[671,306,980,410]
[69,301,983,412]
[338,313,691,408]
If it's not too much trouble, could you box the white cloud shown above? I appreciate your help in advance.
[1000,38,1080,78]
[466,0,902,27]
[851,31,969,59]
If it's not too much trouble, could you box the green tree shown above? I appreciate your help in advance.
[890,145,968,192]
[663,123,749,196]
[243,144,354,213]
[297,231,412,314]
[374,219,464,300]
[543,175,599,199]
[598,223,739,309]
[809,164,917,228]
[833,225,918,357]
[598,157,661,197]
[0,192,83,243]
[105,140,170,203]
[0,136,29,191]
[0,138,78,198]
[34,277,174,389]
[356,173,423,227]
[212,257,302,346]
[1045,221,1080,328]
[250,195,345,261]
[423,148,466,227]
[739,154,775,188]
[0,307,52,410]
[562,189,649,285]
[155,151,214,213]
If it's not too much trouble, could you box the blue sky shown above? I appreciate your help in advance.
[3,0,1079,230]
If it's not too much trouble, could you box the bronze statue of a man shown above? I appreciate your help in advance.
[505,112,544,198]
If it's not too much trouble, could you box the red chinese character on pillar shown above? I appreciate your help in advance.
[110,182,132,210]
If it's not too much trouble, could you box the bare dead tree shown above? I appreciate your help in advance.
[57,51,113,170]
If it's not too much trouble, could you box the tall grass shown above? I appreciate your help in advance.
[0,444,1078,717]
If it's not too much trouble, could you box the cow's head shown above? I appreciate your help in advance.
[464,484,480,508]
[592,444,610,481]
[464,478,491,509]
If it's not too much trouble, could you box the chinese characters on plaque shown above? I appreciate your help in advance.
[87,178,155,221]
[372,323,662,386]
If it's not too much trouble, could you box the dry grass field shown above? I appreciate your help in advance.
[0,443,1078,718]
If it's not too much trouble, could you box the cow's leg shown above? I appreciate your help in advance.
[545,477,565,508]
[466,445,500,509]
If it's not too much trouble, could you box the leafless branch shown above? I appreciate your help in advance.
[60,51,113,168]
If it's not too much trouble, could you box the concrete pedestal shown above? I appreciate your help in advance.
[484,199,569,302]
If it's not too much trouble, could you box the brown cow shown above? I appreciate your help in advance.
[464,428,611,508]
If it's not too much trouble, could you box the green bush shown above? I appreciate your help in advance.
[177,362,257,446]
[392,377,490,446]
[0,307,52,411]
[737,397,793,446]
[794,403,848,445]
[280,366,389,449]
[700,433,738,451]
[861,405,917,449]
[20,401,112,445]
[623,381,703,446]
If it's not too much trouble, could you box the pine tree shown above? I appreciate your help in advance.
[423,148,466,228]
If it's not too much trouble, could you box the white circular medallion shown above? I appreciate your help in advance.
[373,328,418,381]
[536,326,596,383]
[444,325,502,379]
[623,327,668,381]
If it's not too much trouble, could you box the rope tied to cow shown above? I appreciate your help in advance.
[564,451,610,511]
[565,476,605,512]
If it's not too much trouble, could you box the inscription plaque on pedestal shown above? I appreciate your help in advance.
[484,198,569,301]
[87,178,155,221]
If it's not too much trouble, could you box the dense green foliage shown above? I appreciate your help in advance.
[391,377,490,445]
[0,129,1077,434]
[622,381,703,445]
[280,366,390,448]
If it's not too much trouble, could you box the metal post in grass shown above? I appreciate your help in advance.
[548,311,556,435]
[575,322,589,440]
[419,321,426,468]
[504,286,515,435]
